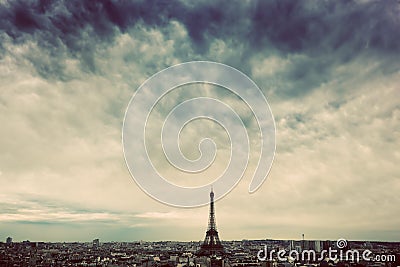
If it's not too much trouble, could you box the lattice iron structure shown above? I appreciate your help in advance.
[197,188,224,256]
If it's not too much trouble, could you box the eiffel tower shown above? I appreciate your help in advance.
[197,188,224,256]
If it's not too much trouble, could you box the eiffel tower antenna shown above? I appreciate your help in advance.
[197,187,224,256]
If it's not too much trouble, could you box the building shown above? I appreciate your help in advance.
[93,238,100,248]
[314,240,322,252]
[6,237,12,245]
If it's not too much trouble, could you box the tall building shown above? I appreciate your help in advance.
[92,238,100,248]
[6,237,12,245]
[314,240,322,252]
[289,240,295,251]
[197,188,224,256]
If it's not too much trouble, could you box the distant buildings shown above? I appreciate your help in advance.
[0,239,399,267]
[5,237,12,245]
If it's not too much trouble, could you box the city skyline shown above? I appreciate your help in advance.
[2,238,398,266]
[0,0,399,242]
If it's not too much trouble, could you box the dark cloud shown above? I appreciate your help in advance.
[1,0,398,51]
[251,0,400,54]
[0,0,399,90]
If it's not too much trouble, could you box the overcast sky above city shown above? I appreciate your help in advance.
[0,0,399,242]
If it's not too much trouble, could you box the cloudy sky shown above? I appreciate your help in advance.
[0,0,399,242]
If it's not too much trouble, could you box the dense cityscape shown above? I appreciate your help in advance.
[0,238,399,267]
